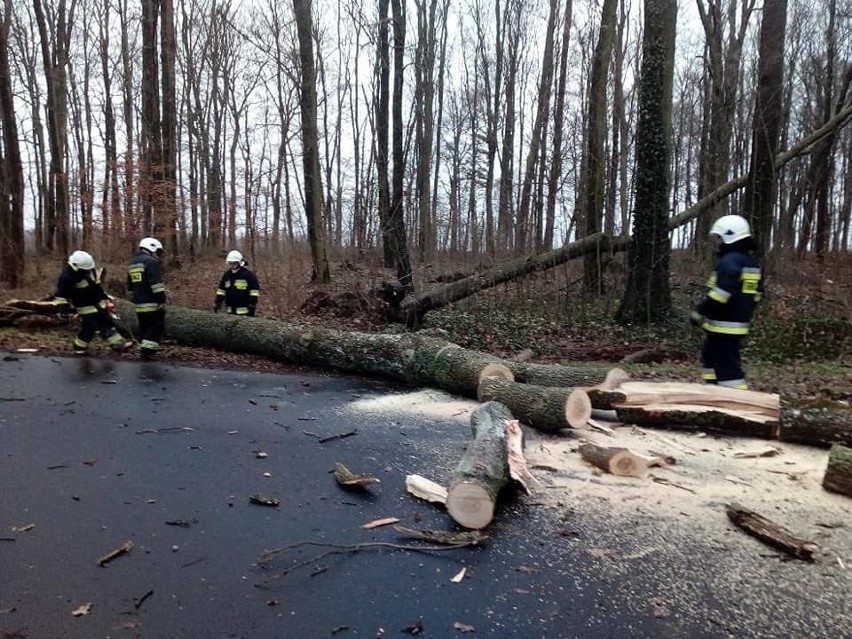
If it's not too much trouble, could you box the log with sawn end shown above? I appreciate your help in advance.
[822,444,852,497]
[578,442,665,478]
[725,503,819,561]
[477,376,592,432]
[778,403,852,448]
[446,401,523,530]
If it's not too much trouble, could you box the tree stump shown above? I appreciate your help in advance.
[446,401,517,529]
[822,444,852,497]
[477,376,591,431]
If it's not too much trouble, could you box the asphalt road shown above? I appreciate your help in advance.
[1,352,850,639]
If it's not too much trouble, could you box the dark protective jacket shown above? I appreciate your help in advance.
[53,262,109,315]
[694,243,764,335]
[215,265,260,315]
[127,250,166,312]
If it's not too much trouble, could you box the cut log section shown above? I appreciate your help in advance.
[578,442,664,478]
[725,503,819,561]
[506,362,629,390]
[822,444,852,497]
[779,404,852,448]
[446,401,517,529]
[614,403,779,439]
[589,381,780,415]
[477,376,592,431]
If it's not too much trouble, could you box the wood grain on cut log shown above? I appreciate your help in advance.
[779,404,852,448]
[446,401,517,529]
[615,403,779,439]
[477,376,592,431]
[822,444,852,497]
[578,442,663,478]
[589,381,779,415]
[726,503,819,561]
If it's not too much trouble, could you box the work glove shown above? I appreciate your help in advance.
[689,311,704,328]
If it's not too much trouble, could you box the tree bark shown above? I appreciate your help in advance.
[477,376,591,432]
[822,444,852,497]
[293,0,330,283]
[615,403,779,439]
[446,401,516,529]
[778,404,852,448]
[726,502,818,561]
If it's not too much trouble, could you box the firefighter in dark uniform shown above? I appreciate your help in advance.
[214,250,260,316]
[127,237,166,360]
[53,250,132,354]
[53,251,133,355]
[690,215,765,389]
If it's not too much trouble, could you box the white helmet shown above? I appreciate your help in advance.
[69,250,95,270]
[710,214,751,244]
[226,250,244,265]
[139,237,164,253]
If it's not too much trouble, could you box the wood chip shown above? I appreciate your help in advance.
[732,447,781,459]
[450,567,467,583]
[71,602,93,617]
[334,462,380,488]
[361,517,400,530]
[98,540,134,566]
[405,474,448,504]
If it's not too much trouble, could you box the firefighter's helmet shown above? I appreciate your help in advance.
[69,250,95,271]
[710,215,751,244]
[226,250,244,266]
[139,237,164,254]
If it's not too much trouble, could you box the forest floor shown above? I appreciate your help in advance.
[1,248,850,404]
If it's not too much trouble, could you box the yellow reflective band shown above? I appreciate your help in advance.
[708,288,731,303]
[151,283,166,293]
[250,291,260,297]
[77,306,99,315]
[216,289,225,296]
[75,280,90,288]
[74,337,89,347]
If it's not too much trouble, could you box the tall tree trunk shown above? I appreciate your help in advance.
[742,0,787,262]
[516,0,558,255]
[33,0,72,254]
[615,0,677,324]
[0,0,24,287]
[161,0,178,255]
[497,0,520,253]
[141,0,164,235]
[376,0,393,266]
[545,0,573,251]
[390,0,413,289]
[581,0,617,293]
[293,0,330,283]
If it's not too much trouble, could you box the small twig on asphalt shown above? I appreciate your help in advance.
[254,536,482,586]
[318,429,358,444]
[134,589,154,610]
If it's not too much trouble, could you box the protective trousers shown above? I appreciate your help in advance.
[74,311,125,352]
[136,308,165,358]
[700,331,747,389]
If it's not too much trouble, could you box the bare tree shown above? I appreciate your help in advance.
[0,0,24,286]
[742,0,786,261]
[389,0,412,288]
[581,0,617,293]
[616,0,677,324]
[293,0,330,282]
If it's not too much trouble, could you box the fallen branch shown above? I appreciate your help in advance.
[725,503,819,561]
[255,532,484,586]
[98,540,134,567]
[578,442,665,478]
[318,429,357,444]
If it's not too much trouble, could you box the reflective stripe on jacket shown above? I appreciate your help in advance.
[695,250,764,335]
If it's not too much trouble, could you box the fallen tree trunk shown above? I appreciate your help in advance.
[446,401,518,529]
[477,376,592,431]
[725,503,819,561]
[822,444,852,497]
[614,403,779,439]
[110,300,529,400]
